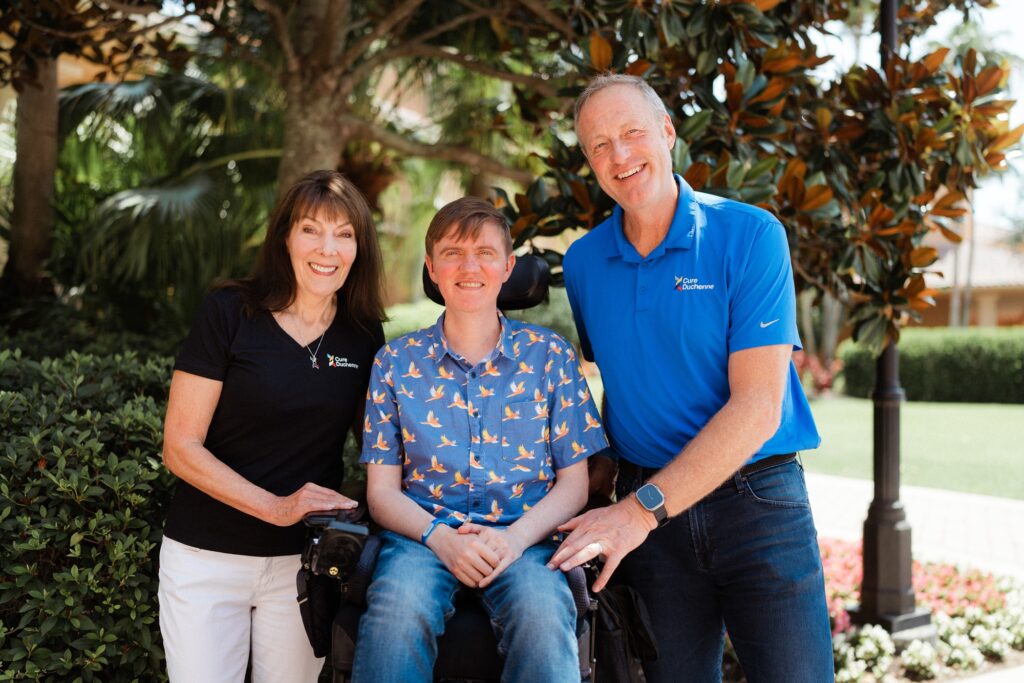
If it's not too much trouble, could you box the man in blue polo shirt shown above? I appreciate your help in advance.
[549,74,833,681]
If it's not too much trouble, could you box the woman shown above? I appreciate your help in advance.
[159,170,386,682]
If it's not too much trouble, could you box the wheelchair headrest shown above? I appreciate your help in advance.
[421,252,550,311]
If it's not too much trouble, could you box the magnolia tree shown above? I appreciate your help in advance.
[499,0,1019,355]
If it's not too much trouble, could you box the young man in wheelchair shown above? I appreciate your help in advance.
[352,197,608,683]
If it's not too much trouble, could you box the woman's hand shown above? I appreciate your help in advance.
[265,482,358,526]
[427,525,501,587]
[457,523,527,587]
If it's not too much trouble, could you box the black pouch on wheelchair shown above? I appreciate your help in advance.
[297,513,369,658]
[595,583,659,683]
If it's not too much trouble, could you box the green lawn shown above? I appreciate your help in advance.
[805,397,1024,500]
[585,373,1023,500]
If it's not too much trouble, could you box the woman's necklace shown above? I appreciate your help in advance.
[305,329,326,370]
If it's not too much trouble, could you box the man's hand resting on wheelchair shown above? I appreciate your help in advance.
[548,496,656,592]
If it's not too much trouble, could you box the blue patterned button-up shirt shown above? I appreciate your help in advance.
[360,314,608,527]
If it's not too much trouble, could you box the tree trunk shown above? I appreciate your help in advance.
[275,88,347,202]
[2,56,58,296]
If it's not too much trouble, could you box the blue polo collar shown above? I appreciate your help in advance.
[429,311,515,367]
[604,174,701,262]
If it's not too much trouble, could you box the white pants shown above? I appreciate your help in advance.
[158,536,323,683]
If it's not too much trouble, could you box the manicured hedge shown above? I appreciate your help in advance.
[0,349,174,682]
[838,327,1024,403]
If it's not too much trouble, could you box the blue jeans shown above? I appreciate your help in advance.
[616,458,834,683]
[351,531,579,683]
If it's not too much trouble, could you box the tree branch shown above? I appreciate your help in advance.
[253,0,300,76]
[404,44,558,98]
[338,114,534,185]
[16,13,180,41]
[98,1,162,15]
[341,5,497,97]
[507,0,574,40]
[338,0,424,71]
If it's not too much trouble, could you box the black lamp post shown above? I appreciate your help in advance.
[846,0,932,636]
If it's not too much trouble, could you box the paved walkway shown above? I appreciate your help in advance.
[806,472,1024,680]
[807,472,1024,580]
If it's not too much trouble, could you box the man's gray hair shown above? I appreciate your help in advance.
[573,74,670,139]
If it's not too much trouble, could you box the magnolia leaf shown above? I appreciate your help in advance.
[696,50,717,76]
[747,77,787,105]
[514,193,532,215]
[854,316,890,356]
[799,185,832,212]
[746,155,778,180]
[899,274,927,297]
[589,31,612,71]
[986,123,1024,153]
[912,190,935,206]
[964,48,977,77]
[677,109,714,140]
[683,162,711,189]
[625,59,653,76]
[567,181,590,210]
[974,66,1004,97]
[752,0,783,11]
[779,158,807,187]
[815,107,832,133]
[921,48,950,75]
[937,224,962,244]
[762,51,803,74]
[909,246,938,267]
[726,161,746,189]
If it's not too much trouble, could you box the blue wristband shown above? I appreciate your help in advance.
[420,517,447,545]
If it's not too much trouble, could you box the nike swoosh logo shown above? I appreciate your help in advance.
[760,319,780,328]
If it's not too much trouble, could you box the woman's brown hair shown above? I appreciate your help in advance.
[229,170,386,327]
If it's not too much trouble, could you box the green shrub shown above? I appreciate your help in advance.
[0,349,174,682]
[838,327,1024,403]
[0,296,182,361]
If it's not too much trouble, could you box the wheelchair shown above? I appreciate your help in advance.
[298,253,600,683]
[300,505,598,683]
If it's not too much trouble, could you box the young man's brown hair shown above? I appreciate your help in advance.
[425,197,513,257]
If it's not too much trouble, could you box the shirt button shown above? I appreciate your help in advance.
[639,286,647,294]
[469,372,477,379]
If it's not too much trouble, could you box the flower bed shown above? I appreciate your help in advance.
[820,538,1024,680]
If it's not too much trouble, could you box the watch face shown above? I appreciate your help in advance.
[636,483,665,511]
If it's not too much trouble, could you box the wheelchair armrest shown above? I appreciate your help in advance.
[565,564,598,627]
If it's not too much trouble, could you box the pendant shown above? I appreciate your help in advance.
[310,358,320,370]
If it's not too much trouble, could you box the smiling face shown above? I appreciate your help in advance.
[576,83,678,217]
[285,210,358,301]
[426,220,514,315]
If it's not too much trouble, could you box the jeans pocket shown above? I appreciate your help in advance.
[741,463,811,509]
